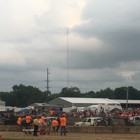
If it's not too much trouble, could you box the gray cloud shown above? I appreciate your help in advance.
[1,0,140,93]
[71,0,140,70]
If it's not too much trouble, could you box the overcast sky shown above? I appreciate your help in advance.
[0,0,140,94]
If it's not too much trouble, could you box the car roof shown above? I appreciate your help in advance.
[85,117,102,119]
[45,117,57,119]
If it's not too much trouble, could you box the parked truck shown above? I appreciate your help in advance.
[74,117,113,126]
[124,116,140,126]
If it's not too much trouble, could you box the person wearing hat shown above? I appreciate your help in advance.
[60,114,67,135]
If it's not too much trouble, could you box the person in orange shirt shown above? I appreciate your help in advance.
[60,114,66,135]
[49,110,54,116]
[86,111,90,117]
[17,115,22,125]
[25,114,32,134]
[52,110,54,116]
[52,118,58,132]
[40,114,45,126]
[17,115,22,131]
[120,113,124,118]
[56,116,61,132]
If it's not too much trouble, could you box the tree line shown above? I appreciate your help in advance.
[0,84,140,107]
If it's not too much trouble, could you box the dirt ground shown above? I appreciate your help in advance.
[0,132,140,140]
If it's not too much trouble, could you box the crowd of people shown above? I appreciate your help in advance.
[1,106,140,137]
[69,107,140,119]
[17,111,67,137]
[15,107,140,137]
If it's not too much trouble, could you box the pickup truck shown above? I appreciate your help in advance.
[124,115,140,126]
[74,117,102,126]
[74,117,113,126]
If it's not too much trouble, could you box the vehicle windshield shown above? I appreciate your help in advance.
[135,117,140,120]
[83,119,87,122]
[87,119,91,122]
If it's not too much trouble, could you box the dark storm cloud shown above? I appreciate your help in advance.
[71,0,140,69]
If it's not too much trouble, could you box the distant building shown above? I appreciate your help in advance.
[49,97,121,108]
[49,97,140,109]
[30,103,63,112]
[113,99,140,108]
[0,100,5,111]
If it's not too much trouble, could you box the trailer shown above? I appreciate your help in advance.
[87,104,122,112]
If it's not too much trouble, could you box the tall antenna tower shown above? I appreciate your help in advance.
[45,68,50,96]
[67,28,69,88]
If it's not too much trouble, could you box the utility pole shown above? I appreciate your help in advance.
[126,86,129,110]
[45,68,50,96]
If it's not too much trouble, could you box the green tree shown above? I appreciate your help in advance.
[127,86,140,100]
[59,87,81,97]
[12,84,46,107]
[46,93,60,102]
[94,88,114,98]
[83,91,95,98]
[0,92,16,106]
[113,87,127,99]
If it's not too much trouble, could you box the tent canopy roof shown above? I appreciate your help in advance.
[59,97,120,104]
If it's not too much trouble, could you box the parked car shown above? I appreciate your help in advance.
[1,114,35,125]
[96,117,113,126]
[38,116,57,126]
[1,115,18,125]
